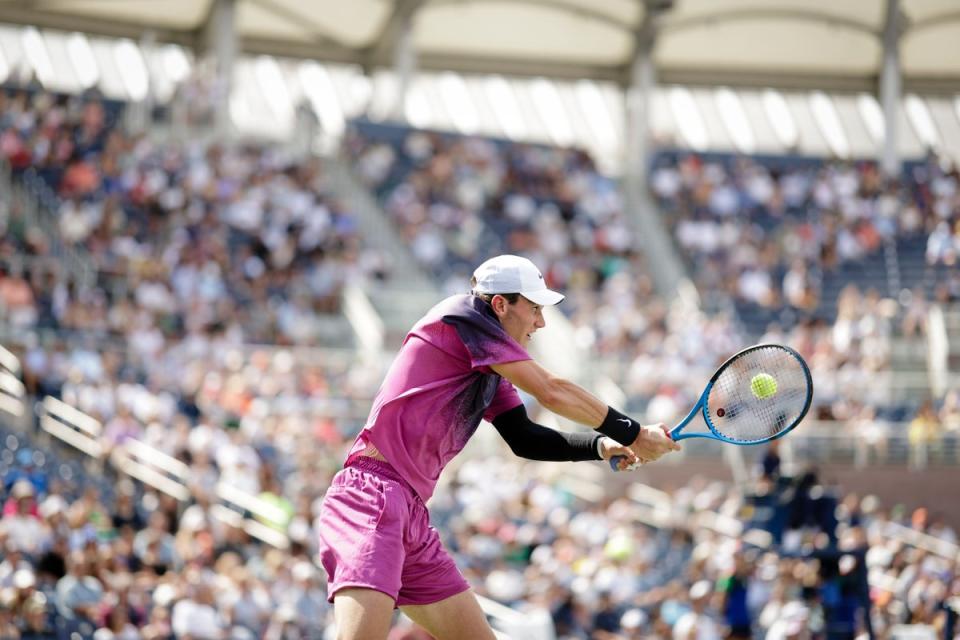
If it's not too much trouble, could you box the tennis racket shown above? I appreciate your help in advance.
[610,343,813,471]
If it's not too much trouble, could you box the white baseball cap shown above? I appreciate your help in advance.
[472,255,564,306]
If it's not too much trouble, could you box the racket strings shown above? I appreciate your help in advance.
[707,345,811,443]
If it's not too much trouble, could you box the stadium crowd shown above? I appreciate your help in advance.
[1,85,958,639]
[1,87,388,350]
[649,152,960,308]
[1,425,958,639]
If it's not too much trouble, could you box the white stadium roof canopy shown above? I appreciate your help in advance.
[0,0,958,93]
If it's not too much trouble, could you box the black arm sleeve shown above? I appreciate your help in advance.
[491,404,603,462]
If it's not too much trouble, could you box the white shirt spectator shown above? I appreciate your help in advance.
[738,268,773,305]
[172,597,225,640]
[673,610,721,640]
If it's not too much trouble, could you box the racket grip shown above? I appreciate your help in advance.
[609,455,627,472]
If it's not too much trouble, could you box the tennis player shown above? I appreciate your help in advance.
[317,254,681,639]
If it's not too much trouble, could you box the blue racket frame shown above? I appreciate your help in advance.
[610,343,813,470]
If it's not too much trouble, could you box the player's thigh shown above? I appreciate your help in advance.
[400,589,497,640]
[333,587,395,640]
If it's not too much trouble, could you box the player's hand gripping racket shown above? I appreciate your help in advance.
[610,344,813,471]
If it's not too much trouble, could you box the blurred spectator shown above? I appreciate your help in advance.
[171,574,224,640]
[0,590,19,639]
[0,265,37,331]
[908,401,940,470]
[672,580,721,640]
[759,441,781,481]
[591,590,622,638]
[717,552,753,639]
[3,449,49,497]
[19,592,55,639]
[765,601,812,640]
[55,550,104,635]
[0,481,48,556]
[900,286,929,338]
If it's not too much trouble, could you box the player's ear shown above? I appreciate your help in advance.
[490,294,509,316]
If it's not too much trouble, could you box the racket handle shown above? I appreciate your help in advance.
[609,455,633,472]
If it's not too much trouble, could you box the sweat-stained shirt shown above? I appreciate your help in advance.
[345,294,532,501]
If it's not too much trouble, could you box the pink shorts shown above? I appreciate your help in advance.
[317,457,470,606]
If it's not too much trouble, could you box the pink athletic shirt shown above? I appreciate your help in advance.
[346,294,531,501]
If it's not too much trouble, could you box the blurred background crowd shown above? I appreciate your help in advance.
[1,65,958,639]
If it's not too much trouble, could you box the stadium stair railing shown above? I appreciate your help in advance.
[0,344,26,419]
[927,305,949,398]
[34,388,293,550]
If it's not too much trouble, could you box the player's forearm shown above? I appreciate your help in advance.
[538,378,644,446]
[491,360,641,445]
[535,376,609,426]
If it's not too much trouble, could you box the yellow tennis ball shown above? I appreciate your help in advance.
[750,373,778,399]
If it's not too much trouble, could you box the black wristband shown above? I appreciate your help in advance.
[597,407,640,446]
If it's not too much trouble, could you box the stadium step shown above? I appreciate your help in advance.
[323,154,442,345]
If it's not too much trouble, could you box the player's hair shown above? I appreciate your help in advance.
[470,277,520,305]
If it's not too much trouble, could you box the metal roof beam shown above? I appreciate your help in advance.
[662,8,880,38]
[364,0,425,69]
[908,10,960,33]
[880,0,903,177]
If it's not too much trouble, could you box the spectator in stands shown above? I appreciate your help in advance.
[19,592,55,639]
[0,591,19,639]
[717,551,753,639]
[551,589,590,638]
[591,590,623,637]
[4,449,49,498]
[0,541,31,590]
[100,404,143,456]
[900,286,929,337]
[0,481,48,556]
[852,405,889,468]
[672,580,721,640]
[0,265,37,331]
[133,511,175,573]
[55,550,104,635]
[764,601,812,640]
[908,400,940,470]
[170,572,225,639]
[759,441,782,481]
[926,221,957,266]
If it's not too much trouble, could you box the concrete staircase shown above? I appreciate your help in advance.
[323,154,441,348]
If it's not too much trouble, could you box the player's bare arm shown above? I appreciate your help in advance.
[491,359,681,464]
